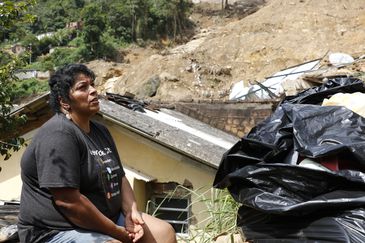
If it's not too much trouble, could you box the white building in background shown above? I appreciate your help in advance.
[36,32,54,40]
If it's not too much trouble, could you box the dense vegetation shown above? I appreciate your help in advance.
[0,0,35,160]
[1,0,194,65]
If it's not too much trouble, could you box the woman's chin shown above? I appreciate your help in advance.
[90,105,100,114]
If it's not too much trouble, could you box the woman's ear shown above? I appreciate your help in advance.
[59,98,71,111]
[59,98,72,120]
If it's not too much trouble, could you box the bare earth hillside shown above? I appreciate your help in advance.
[88,0,365,102]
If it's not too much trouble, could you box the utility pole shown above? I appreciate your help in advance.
[29,43,32,64]
[222,0,229,10]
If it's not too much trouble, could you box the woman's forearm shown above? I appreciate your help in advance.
[120,176,138,214]
[50,187,132,242]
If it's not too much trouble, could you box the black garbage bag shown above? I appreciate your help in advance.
[221,163,365,214]
[282,75,365,105]
[213,76,365,242]
[238,206,365,242]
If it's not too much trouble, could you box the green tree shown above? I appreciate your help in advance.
[0,0,36,42]
[80,3,106,59]
[107,2,134,42]
[106,0,192,42]
[147,0,193,40]
[0,0,35,160]
[29,0,85,34]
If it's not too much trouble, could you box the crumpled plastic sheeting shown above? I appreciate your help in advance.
[282,76,365,105]
[213,76,365,242]
[220,163,365,215]
[237,207,365,242]
[285,104,365,163]
[214,103,365,186]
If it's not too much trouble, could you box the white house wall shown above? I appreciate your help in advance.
[0,130,37,201]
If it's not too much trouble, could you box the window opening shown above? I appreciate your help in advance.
[149,195,190,235]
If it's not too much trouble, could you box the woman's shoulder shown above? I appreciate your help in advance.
[37,113,83,139]
[43,113,73,128]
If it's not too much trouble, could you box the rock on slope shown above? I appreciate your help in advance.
[90,0,365,102]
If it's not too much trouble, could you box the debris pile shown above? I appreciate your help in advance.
[214,75,365,242]
[229,52,365,101]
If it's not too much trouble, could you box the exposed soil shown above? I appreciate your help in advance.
[87,0,365,102]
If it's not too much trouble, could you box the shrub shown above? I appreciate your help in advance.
[148,186,240,243]
[12,78,49,103]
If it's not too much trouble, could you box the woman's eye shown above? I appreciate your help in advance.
[77,85,87,90]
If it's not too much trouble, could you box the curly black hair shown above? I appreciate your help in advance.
[48,64,95,113]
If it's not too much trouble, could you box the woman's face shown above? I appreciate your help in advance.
[68,73,100,117]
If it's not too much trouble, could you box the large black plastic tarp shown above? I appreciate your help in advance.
[213,76,365,242]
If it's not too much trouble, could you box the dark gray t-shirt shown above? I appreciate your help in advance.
[18,113,125,242]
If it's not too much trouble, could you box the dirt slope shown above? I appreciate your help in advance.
[89,0,365,102]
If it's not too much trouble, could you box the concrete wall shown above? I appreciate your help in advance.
[174,101,275,138]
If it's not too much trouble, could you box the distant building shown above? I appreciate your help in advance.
[36,32,54,40]
[11,44,26,55]
[14,70,37,80]
[14,70,51,80]
[65,21,82,30]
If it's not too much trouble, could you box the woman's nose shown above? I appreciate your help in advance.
[89,85,97,94]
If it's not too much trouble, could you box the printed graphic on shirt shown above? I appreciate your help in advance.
[90,147,121,201]
[90,147,113,157]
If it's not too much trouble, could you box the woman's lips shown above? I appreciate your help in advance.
[90,97,99,104]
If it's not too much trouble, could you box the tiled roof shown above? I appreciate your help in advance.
[99,98,239,168]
